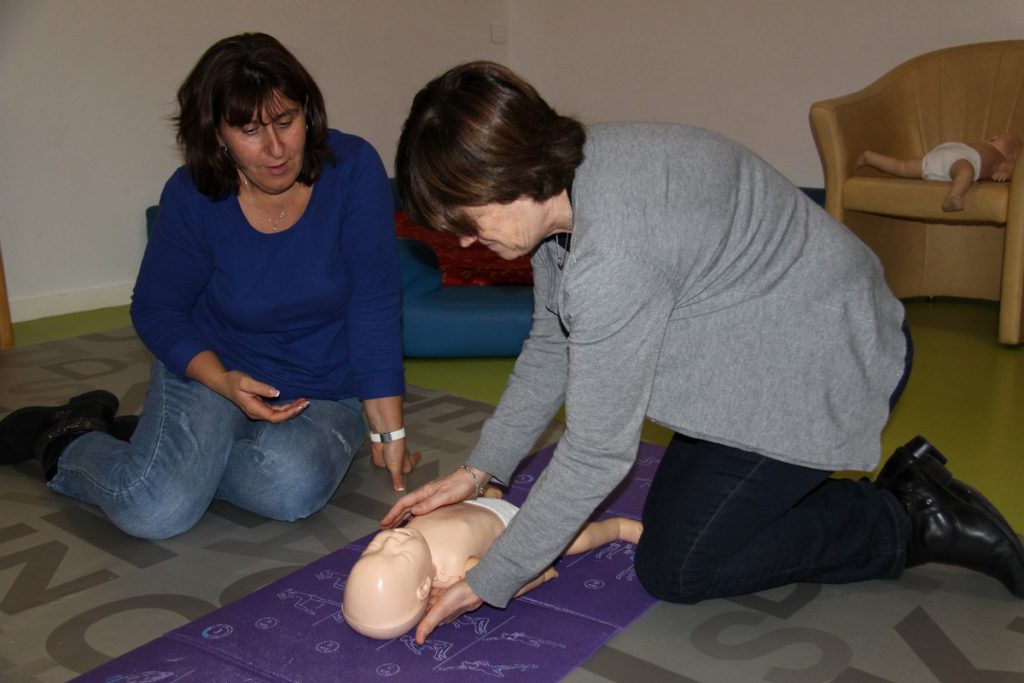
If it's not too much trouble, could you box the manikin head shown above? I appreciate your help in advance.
[342,528,434,639]
[987,133,1023,162]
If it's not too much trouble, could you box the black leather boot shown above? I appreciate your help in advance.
[109,415,139,442]
[0,390,119,479]
[876,436,1013,532]
[876,436,1024,597]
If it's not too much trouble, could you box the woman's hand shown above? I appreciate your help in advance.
[380,465,486,528]
[221,370,309,423]
[414,579,484,644]
[371,439,421,492]
[362,396,420,492]
[186,350,308,423]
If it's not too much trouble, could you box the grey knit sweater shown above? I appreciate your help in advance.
[464,123,907,607]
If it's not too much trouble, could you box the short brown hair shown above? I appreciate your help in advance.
[395,61,585,235]
[175,33,333,200]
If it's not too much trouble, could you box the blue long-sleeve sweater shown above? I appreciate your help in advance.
[131,130,404,402]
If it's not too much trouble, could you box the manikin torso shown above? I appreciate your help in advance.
[406,502,508,587]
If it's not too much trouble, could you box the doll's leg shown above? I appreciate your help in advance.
[857,151,924,178]
[942,159,974,212]
[565,516,643,555]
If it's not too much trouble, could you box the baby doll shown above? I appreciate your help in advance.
[341,497,643,639]
[857,133,1021,212]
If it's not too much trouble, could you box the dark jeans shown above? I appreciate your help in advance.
[635,322,915,603]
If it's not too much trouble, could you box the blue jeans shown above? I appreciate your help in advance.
[49,363,365,539]
[635,321,915,603]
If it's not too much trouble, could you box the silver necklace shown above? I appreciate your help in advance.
[242,176,286,231]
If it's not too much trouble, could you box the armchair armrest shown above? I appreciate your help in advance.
[811,77,929,220]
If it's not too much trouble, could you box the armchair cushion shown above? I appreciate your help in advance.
[844,175,1011,223]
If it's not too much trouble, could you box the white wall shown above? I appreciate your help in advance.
[509,0,1023,188]
[0,0,508,322]
[1,0,1021,322]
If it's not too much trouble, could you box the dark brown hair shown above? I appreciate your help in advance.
[395,61,585,235]
[175,32,333,200]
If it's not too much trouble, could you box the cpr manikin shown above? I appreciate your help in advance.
[857,133,1022,212]
[342,497,642,639]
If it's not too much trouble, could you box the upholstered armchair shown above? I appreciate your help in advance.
[810,41,1024,344]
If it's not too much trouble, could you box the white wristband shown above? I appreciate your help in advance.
[369,427,406,443]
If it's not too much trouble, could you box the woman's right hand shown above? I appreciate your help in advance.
[380,465,488,528]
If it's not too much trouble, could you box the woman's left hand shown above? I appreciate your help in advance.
[380,466,483,528]
[371,440,421,492]
[414,579,484,644]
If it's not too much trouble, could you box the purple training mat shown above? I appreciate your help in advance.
[74,442,663,682]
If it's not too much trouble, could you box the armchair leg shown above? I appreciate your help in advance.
[998,274,1024,345]
[999,201,1024,345]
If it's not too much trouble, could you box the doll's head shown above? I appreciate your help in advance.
[342,527,434,639]
[987,133,1022,162]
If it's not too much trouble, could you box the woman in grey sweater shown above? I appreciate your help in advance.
[384,61,1024,644]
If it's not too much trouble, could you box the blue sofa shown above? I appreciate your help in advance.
[398,237,533,357]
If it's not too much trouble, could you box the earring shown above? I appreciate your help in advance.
[219,144,228,153]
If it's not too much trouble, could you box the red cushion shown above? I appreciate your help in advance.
[394,211,534,286]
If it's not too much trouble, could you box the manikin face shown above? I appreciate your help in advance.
[361,527,431,569]
[342,528,434,639]
[217,91,307,197]
[458,193,572,261]
[987,133,1022,162]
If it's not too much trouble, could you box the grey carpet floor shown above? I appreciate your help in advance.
[1,330,1022,682]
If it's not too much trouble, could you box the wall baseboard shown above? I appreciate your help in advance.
[10,282,134,323]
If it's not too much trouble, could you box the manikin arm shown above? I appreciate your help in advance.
[506,517,643,598]
[992,160,1014,182]
[566,516,643,553]
[441,554,551,598]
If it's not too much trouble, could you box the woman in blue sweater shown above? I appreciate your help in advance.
[0,33,416,538]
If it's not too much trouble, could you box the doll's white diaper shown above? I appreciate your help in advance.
[465,497,518,528]
[922,142,981,181]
